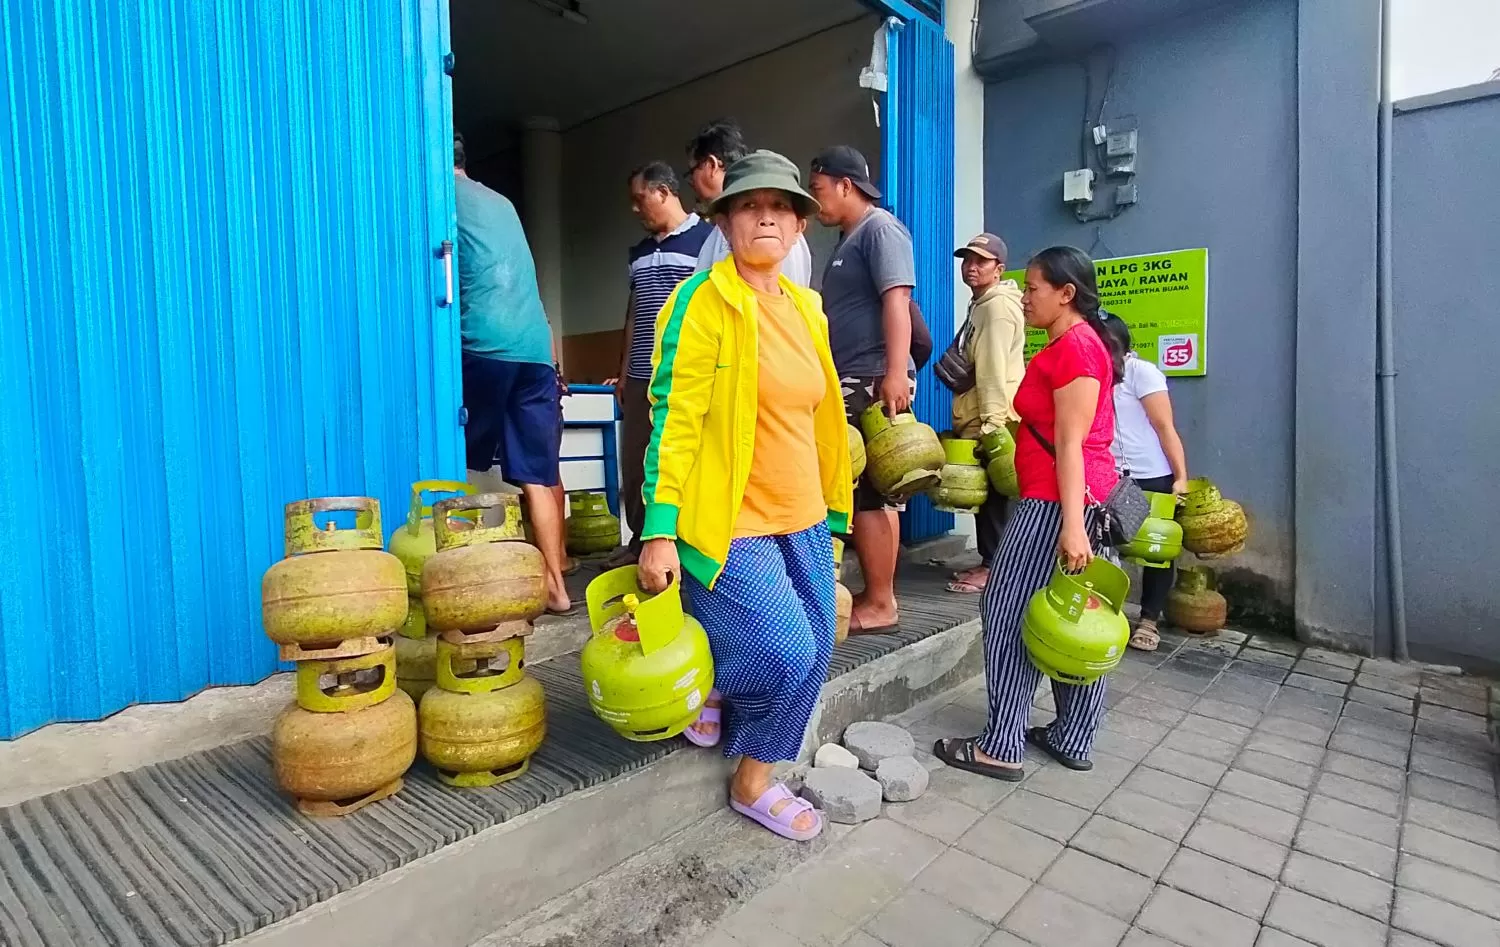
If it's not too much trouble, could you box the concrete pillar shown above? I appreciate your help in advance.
[521,117,565,355]
[1294,0,1381,652]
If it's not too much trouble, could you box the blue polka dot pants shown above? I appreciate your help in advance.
[683,522,836,764]
[977,499,1113,764]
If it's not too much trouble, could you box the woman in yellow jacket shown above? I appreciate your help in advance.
[637,151,852,842]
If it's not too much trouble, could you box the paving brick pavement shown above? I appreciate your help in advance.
[706,631,1500,947]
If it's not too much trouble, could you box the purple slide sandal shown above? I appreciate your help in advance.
[729,784,824,841]
[684,690,722,748]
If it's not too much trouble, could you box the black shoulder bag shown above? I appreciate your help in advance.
[908,299,933,372]
[1024,422,1151,547]
[933,315,977,395]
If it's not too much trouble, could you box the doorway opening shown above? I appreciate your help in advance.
[448,0,883,381]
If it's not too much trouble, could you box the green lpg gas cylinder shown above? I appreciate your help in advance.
[394,633,437,702]
[273,689,416,816]
[1120,492,1184,568]
[565,491,622,556]
[859,402,943,498]
[1166,566,1228,635]
[580,567,714,742]
[419,673,546,787]
[928,437,990,513]
[1179,478,1223,516]
[398,594,427,640]
[978,426,1020,498]
[421,494,546,632]
[388,480,476,595]
[831,537,851,644]
[261,497,407,647]
[1180,497,1249,559]
[1021,557,1131,686]
[848,424,867,482]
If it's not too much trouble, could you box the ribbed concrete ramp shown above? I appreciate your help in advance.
[0,570,978,947]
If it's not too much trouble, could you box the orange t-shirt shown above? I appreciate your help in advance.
[735,288,828,537]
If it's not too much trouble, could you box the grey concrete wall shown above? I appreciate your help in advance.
[1391,86,1500,672]
[979,0,1500,666]
[981,0,1300,614]
[1293,0,1381,653]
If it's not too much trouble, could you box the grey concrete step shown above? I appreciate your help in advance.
[0,566,981,947]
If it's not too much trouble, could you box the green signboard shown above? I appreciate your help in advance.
[1001,248,1209,377]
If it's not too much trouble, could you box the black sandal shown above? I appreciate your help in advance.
[932,737,1025,782]
[1026,727,1093,771]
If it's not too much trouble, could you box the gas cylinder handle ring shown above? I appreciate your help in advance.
[284,496,383,555]
[432,492,525,549]
[406,479,476,535]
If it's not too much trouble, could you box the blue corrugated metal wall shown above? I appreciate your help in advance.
[882,13,957,542]
[0,0,460,738]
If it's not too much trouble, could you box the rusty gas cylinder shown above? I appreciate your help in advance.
[261,497,407,648]
[419,674,546,787]
[272,688,416,816]
[420,493,546,632]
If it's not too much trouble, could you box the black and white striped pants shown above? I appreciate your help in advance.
[977,498,1113,763]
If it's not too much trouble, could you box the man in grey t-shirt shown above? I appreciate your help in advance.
[809,145,917,635]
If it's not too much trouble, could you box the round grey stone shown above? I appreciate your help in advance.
[800,767,882,824]
[876,755,930,802]
[813,742,860,770]
[842,720,916,770]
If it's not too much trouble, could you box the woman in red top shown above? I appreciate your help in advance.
[935,246,1125,780]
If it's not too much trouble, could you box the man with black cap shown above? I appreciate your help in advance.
[808,145,916,634]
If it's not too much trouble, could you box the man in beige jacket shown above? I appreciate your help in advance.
[947,233,1026,594]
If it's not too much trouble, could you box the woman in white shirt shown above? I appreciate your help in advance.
[1099,316,1189,652]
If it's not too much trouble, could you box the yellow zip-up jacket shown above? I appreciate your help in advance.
[642,258,853,589]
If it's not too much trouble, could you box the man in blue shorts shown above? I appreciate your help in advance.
[454,134,570,614]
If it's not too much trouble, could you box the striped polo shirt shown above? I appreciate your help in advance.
[626,214,714,380]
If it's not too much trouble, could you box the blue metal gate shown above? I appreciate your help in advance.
[879,11,957,543]
[0,0,461,738]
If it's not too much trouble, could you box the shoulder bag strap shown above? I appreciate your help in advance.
[1026,421,1103,506]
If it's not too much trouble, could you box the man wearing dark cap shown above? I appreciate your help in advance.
[946,233,1026,596]
[808,145,916,634]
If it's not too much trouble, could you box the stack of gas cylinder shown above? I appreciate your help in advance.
[565,490,622,557]
[979,425,1020,498]
[262,497,416,817]
[418,492,547,787]
[920,424,1023,514]
[581,567,714,741]
[1165,478,1251,635]
[928,436,990,514]
[1177,478,1249,559]
[388,481,475,702]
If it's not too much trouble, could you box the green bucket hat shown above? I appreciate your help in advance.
[705,149,819,218]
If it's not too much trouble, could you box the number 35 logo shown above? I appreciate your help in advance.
[1157,334,1199,372]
